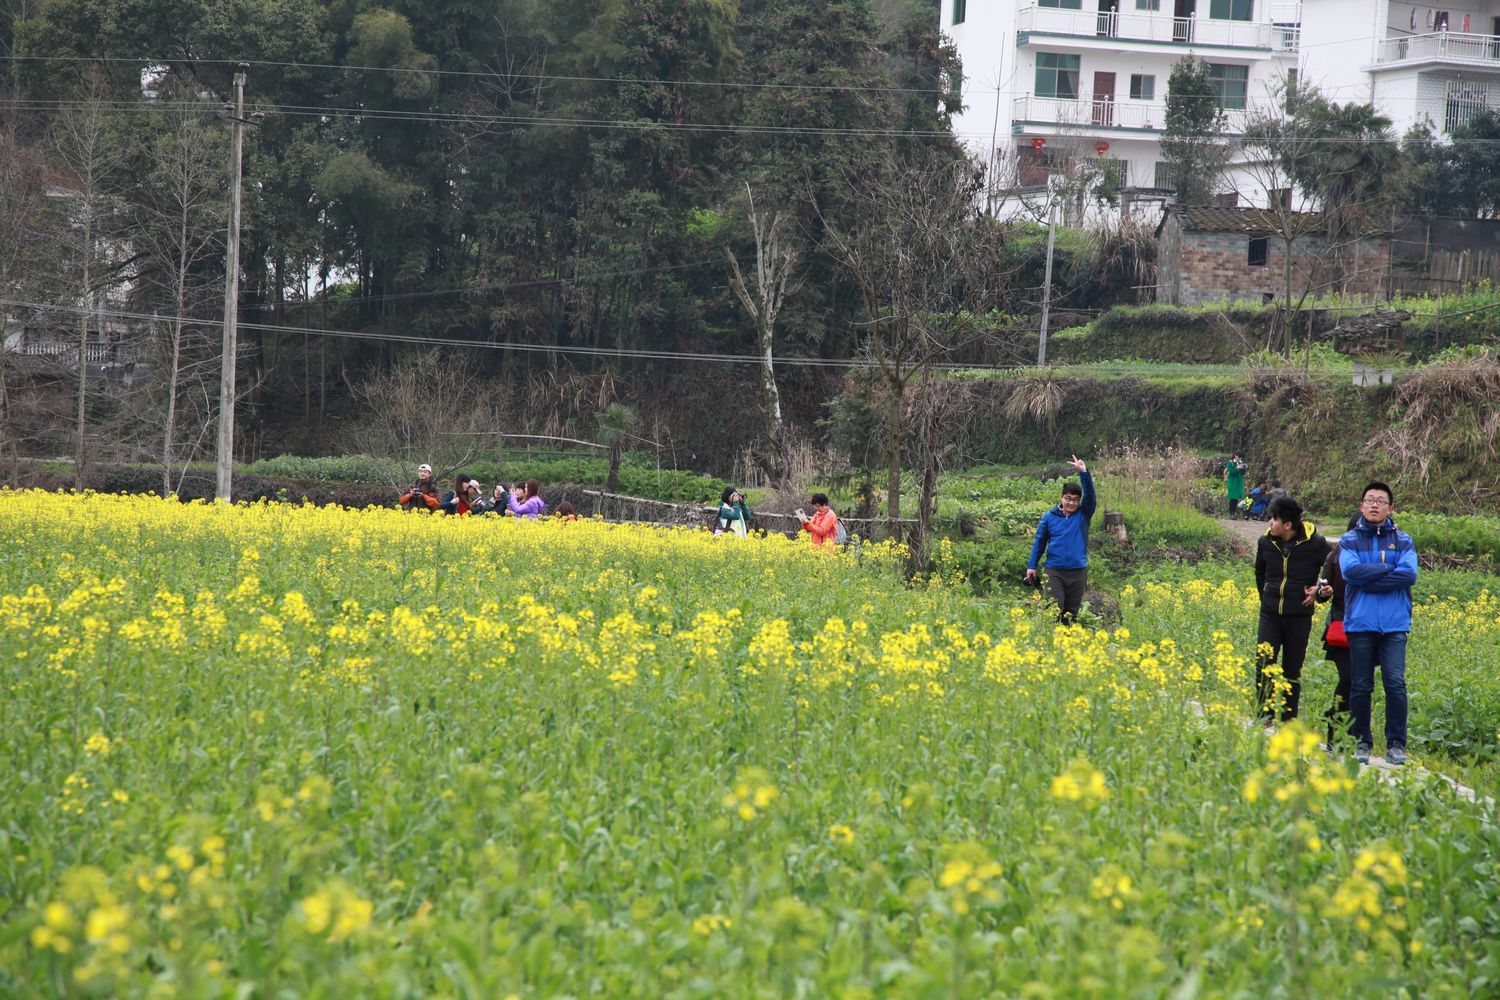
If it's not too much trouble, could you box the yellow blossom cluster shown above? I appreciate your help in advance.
[1242,722,1355,810]
[723,767,779,821]
[299,879,375,942]
[937,842,1005,915]
[1050,758,1112,806]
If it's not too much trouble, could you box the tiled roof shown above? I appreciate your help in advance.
[1156,204,1393,240]
[1166,205,1326,235]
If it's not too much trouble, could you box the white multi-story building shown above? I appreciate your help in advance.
[1299,0,1500,137]
[944,0,1303,215]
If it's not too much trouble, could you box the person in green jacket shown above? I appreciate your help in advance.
[1224,452,1248,519]
[715,487,754,537]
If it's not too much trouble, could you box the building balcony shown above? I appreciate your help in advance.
[1373,31,1500,70]
[1012,94,1255,134]
[1015,5,1297,51]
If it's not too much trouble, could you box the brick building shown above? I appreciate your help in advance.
[1155,206,1391,305]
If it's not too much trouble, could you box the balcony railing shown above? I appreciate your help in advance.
[1012,94,1256,132]
[1015,5,1279,48]
[1375,31,1500,67]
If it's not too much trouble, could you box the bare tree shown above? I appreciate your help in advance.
[0,96,51,479]
[1237,81,1396,354]
[48,69,128,488]
[346,349,502,487]
[819,150,1008,567]
[723,182,803,490]
[129,84,227,494]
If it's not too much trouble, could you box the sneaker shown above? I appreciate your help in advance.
[1387,745,1408,766]
[1355,744,1371,765]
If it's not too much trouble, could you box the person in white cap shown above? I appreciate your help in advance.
[399,463,440,511]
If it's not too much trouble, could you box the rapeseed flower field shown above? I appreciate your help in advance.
[0,490,1496,997]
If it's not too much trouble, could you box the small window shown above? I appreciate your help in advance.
[953,0,967,24]
[1136,0,1161,8]
[1209,0,1254,20]
[1269,188,1291,209]
[1129,74,1155,100]
[1248,238,1268,267]
[1035,53,1082,99]
[1040,0,1085,8]
[1153,161,1177,190]
[1208,63,1249,110]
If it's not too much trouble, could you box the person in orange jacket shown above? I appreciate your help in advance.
[798,493,839,547]
[399,463,441,511]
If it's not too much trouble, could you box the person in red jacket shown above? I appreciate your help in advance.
[798,493,839,547]
[438,475,479,516]
[398,463,441,511]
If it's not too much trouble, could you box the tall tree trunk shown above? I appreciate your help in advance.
[75,218,92,491]
[756,314,787,487]
[0,344,17,481]
[886,377,904,524]
[162,198,193,495]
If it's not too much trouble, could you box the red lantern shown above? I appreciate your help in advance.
[1031,137,1046,150]
[1096,141,1110,154]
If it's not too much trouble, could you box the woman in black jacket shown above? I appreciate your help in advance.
[1253,496,1331,721]
[1315,515,1363,747]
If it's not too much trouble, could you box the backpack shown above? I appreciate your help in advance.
[833,516,849,546]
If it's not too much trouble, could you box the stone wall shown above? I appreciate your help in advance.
[1160,220,1390,305]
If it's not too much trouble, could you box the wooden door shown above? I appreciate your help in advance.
[1092,72,1116,126]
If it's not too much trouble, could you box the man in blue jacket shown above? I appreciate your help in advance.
[1339,481,1419,765]
[1025,456,1096,624]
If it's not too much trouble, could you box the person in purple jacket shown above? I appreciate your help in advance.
[507,478,548,519]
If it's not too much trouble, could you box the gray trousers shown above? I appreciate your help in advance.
[1046,567,1088,623]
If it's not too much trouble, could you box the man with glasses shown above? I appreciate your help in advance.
[1338,482,1418,765]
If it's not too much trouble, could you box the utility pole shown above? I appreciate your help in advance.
[1037,199,1058,367]
[216,64,248,502]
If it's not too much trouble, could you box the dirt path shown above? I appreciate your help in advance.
[1217,517,1266,550]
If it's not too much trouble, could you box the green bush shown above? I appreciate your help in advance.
[1111,501,1230,553]
[1396,512,1500,569]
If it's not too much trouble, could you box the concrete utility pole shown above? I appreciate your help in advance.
[216,64,248,502]
[1037,199,1058,367]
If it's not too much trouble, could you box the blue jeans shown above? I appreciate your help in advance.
[1347,631,1408,750]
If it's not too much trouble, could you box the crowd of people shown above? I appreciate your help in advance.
[396,467,844,548]
[1224,452,1288,522]
[1029,457,1418,767]
[397,464,567,520]
[403,456,1417,766]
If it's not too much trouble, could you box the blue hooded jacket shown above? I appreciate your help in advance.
[1028,471,1097,571]
[1338,515,1418,633]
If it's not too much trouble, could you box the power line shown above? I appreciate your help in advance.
[7,53,956,97]
[5,96,1496,146]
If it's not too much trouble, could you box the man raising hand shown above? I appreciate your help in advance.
[1026,455,1097,624]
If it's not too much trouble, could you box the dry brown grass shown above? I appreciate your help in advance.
[1375,349,1500,485]
[1093,442,1213,507]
